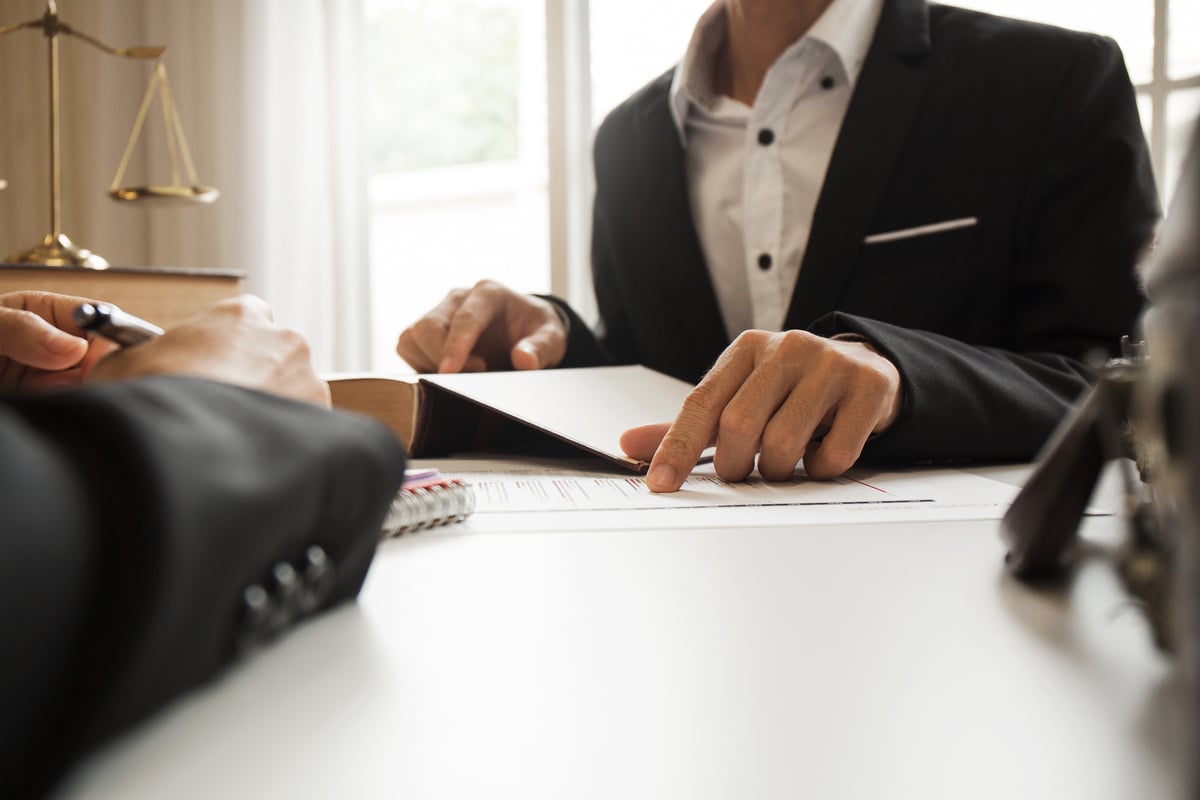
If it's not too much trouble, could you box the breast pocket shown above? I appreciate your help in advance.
[859,217,981,272]
[846,219,992,333]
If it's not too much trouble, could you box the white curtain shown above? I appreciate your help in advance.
[0,0,371,371]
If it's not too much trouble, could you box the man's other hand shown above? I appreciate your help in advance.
[396,280,567,373]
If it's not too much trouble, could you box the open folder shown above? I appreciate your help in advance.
[328,365,700,472]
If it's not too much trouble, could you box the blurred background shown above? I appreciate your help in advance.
[0,0,1196,370]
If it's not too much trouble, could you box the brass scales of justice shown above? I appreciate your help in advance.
[0,0,218,269]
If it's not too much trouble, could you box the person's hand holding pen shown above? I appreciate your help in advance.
[85,295,332,408]
[0,291,118,392]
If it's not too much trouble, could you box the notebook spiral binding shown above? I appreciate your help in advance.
[382,478,475,537]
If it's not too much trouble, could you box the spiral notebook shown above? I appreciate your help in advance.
[382,468,475,537]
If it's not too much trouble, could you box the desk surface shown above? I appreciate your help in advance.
[55,465,1183,800]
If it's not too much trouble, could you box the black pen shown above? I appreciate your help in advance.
[73,302,164,347]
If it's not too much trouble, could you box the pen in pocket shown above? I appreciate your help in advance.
[863,216,978,244]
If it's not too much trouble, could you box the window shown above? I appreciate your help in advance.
[366,1,1200,368]
[587,2,711,124]
[364,0,549,369]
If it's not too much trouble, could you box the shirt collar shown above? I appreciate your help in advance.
[668,0,884,143]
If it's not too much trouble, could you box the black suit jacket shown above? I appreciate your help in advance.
[0,377,407,797]
[553,0,1158,464]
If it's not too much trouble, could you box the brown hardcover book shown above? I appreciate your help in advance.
[327,373,422,447]
[327,365,700,472]
[0,263,244,329]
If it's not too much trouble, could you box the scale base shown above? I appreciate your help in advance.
[6,232,109,269]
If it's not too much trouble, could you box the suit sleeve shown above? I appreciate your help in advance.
[0,376,407,796]
[539,112,639,371]
[814,34,1158,464]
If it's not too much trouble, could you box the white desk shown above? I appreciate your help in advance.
[55,466,1183,799]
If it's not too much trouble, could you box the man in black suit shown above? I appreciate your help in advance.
[0,291,407,797]
[395,0,1158,491]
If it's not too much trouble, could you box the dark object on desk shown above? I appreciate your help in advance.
[1139,120,1200,799]
[1001,120,1200,655]
[999,340,1171,644]
[1001,117,1200,790]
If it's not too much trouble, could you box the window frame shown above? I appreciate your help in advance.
[1145,0,1200,185]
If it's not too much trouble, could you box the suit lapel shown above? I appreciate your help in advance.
[785,0,932,329]
[635,83,731,357]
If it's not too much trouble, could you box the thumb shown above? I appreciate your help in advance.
[0,307,88,371]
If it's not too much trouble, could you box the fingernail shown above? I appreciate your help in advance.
[515,341,539,366]
[647,464,677,491]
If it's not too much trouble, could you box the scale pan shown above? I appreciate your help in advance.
[108,185,219,205]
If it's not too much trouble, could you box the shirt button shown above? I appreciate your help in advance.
[820,75,835,90]
[758,253,773,270]
[757,128,775,146]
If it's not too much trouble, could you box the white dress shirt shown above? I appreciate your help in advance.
[668,0,884,340]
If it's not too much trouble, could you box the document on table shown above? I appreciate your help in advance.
[421,456,1061,533]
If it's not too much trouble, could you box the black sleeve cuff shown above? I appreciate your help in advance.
[534,294,616,369]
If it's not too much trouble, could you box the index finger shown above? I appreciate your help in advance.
[0,290,97,337]
[644,353,751,492]
[439,289,501,373]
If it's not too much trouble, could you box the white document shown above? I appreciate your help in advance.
[419,456,1057,533]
